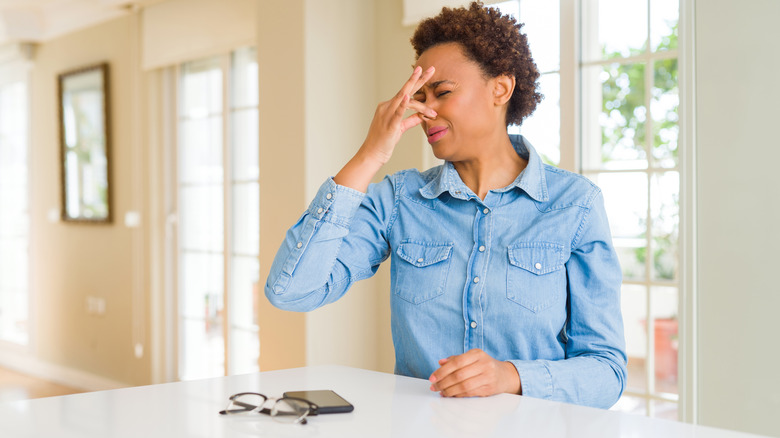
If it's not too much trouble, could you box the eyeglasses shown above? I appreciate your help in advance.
[219,392,319,425]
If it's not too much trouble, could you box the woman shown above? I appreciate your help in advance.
[265,2,626,409]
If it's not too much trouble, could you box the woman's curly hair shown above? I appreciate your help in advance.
[411,1,542,126]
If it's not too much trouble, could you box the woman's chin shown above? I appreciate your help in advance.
[429,143,451,161]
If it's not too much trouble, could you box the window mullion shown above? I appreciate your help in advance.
[678,0,697,424]
[172,64,183,381]
[645,0,656,417]
[222,54,232,377]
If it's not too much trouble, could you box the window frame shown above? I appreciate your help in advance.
[172,47,260,380]
[495,0,692,420]
[0,60,32,351]
[568,0,690,420]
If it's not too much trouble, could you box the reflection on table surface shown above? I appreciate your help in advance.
[0,365,770,438]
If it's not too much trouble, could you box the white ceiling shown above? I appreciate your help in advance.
[0,0,161,45]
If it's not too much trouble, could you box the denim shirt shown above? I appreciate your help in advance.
[265,135,627,409]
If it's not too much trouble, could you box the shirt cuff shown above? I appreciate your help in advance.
[509,360,553,400]
[307,177,366,226]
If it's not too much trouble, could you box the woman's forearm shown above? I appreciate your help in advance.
[333,146,386,193]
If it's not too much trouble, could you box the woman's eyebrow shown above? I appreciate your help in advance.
[414,80,455,94]
[429,80,453,88]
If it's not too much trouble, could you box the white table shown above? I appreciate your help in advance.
[0,365,769,437]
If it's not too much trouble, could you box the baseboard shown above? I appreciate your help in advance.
[0,347,130,392]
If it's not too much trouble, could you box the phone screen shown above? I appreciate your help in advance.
[283,390,354,414]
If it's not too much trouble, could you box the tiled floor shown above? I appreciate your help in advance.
[0,367,84,403]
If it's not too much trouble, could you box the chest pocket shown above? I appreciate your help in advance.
[506,242,567,313]
[393,241,453,305]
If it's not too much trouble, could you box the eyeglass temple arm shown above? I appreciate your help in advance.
[218,399,273,416]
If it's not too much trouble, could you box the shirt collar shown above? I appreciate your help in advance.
[419,134,549,202]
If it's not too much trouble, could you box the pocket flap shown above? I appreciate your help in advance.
[508,242,565,275]
[397,241,453,267]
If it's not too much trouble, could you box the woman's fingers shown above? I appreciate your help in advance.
[406,100,436,119]
[385,66,436,129]
[428,349,521,397]
[411,66,436,96]
[391,96,435,134]
[397,66,434,100]
[359,65,436,164]
[400,112,425,134]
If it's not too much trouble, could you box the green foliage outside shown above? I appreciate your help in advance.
[601,23,679,281]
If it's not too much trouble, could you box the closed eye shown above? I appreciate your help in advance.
[436,90,451,98]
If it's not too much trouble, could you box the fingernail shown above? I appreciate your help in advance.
[429,111,437,118]
[429,375,437,383]
[430,385,436,391]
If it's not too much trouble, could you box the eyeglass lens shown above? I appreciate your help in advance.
[224,393,267,414]
[222,393,311,425]
[271,398,312,424]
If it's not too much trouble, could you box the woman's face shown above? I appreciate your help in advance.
[413,42,506,162]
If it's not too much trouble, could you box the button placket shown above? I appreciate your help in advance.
[465,202,490,350]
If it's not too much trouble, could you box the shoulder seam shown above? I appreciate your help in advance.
[571,186,601,249]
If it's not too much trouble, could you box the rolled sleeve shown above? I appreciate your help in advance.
[308,177,366,227]
[265,176,394,312]
[510,360,553,400]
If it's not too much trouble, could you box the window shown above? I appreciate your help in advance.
[0,79,29,346]
[495,0,562,166]
[495,0,681,419]
[176,47,259,380]
[580,0,680,419]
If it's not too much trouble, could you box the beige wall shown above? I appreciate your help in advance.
[256,1,307,371]
[29,13,151,386]
[695,0,780,436]
[302,0,382,371]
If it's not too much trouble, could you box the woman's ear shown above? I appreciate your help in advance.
[492,74,515,106]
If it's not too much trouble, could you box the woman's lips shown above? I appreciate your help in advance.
[427,126,448,144]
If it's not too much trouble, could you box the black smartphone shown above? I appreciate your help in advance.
[282,390,354,414]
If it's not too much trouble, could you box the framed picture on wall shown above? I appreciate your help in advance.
[58,62,112,223]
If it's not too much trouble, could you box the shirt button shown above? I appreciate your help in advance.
[473,276,480,283]
[483,208,490,214]
[535,262,542,270]
[417,258,424,263]
[470,321,477,329]
[316,208,324,214]
[478,245,485,252]
[296,242,303,248]
[326,193,333,200]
